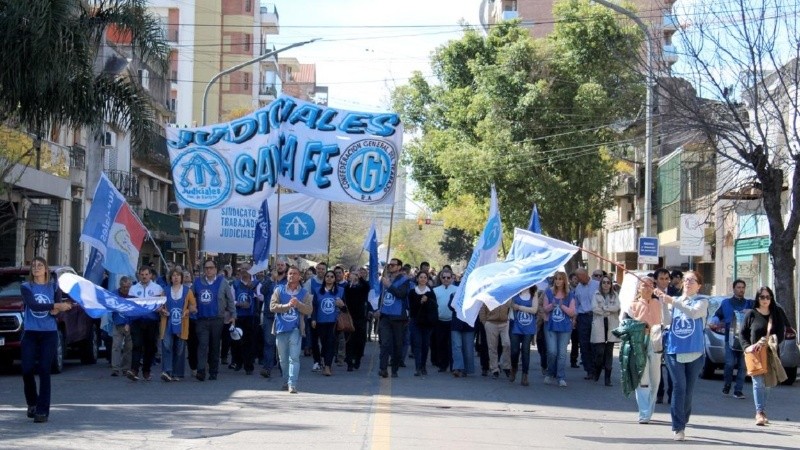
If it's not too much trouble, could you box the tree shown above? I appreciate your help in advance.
[654,0,800,327]
[392,1,644,247]
[439,227,475,264]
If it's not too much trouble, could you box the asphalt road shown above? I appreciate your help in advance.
[1,341,798,449]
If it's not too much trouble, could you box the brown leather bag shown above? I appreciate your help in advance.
[336,310,355,333]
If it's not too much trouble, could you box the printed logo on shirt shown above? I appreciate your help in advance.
[551,304,565,322]
[383,292,395,307]
[517,311,533,326]
[321,297,336,315]
[280,308,298,322]
[672,314,695,339]
[237,293,250,305]
[170,308,182,326]
[200,289,213,304]
[31,293,52,319]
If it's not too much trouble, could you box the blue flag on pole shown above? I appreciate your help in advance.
[452,185,503,325]
[463,228,579,311]
[527,203,542,234]
[84,247,106,286]
[249,199,272,275]
[57,273,166,319]
[362,222,380,310]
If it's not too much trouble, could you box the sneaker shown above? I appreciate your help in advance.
[33,414,48,423]
[673,430,685,441]
[196,371,206,382]
[312,362,321,372]
[544,376,553,385]
[142,372,151,381]
[289,386,298,394]
[125,370,139,381]
[558,379,567,387]
[160,372,172,382]
[492,371,500,379]
[734,391,745,399]
[379,369,389,378]
[638,419,649,424]
[260,369,271,378]
[722,385,731,396]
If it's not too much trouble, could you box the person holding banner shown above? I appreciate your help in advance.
[193,260,236,381]
[311,270,346,376]
[159,268,197,381]
[376,258,411,379]
[509,285,539,387]
[21,257,73,423]
[654,271,708,441]
[270,266,313,393]
[543,272,576,387]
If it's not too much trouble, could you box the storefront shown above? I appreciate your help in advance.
[733,236,772,291]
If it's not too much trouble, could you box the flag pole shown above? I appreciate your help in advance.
[384,204,396,263]
[578,246,647,282]
[327,202,332,258]
[273,189,281,263]
[147,231,170,273]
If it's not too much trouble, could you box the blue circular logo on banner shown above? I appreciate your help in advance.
[172,147,232,209]
[338,139,396,203]
[482,216,501,250]
[279,212,315,241]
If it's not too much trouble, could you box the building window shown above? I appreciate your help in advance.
[245,0,252,12]
[244,34,251,52]
[243,72,250,92]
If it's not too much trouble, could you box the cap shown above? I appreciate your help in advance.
[229,326,243,341]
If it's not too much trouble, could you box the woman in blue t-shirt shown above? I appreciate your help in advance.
[312,270,345,376]
[509,285,539,386]
[20,257,72,423]
[543,271,575,387]
[655,270,708,442]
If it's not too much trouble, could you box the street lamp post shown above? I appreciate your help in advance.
[592,0,654,239]
[201,38,320,126]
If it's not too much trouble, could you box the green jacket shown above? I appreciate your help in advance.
[612,319,650,398]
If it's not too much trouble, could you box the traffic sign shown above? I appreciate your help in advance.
[638,237,659,264]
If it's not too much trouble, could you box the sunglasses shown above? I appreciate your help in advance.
[758,294,771,299]
[601,281,612,285]
[592,274,603,278]
[441,276,451,280]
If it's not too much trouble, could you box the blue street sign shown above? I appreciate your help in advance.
[638,237,659,264]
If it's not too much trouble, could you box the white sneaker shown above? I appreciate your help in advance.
[312,362,321,372]
[558,379,567,387]
[673,430,685,441]
[544,376,553,385]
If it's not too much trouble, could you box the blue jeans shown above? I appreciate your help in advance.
[451,330,475,374]
[21,330,57,417]
[724,346,745,393]
[665,353,705,432]
[546,330,571,381]
[576,313,594,375]
[510,333,533,374]
[262,316,276,371]
[752,374,770,413]
[276,328,302,387]
[635,341,662,421]
[161,332,186,377]
[412,325,433,371]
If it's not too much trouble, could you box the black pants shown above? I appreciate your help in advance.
[310,322,322,365]
[317,322,337,367]
[346,319,367,369]
[379,317,406,374]
[536,326,548,371]
[21,330,57,417]
[592,342,614,375]
[430,320,452,370]
[475,320,490,372]
[231,316,256,372]
[196,317,223,376]
[220,322,231,362]
[131,319,159,374]
[570,327,580,366]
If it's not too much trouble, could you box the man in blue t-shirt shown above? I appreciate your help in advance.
[713,279,754,399]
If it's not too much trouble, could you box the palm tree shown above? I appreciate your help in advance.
[0,0,169,160]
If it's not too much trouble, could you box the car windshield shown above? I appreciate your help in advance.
[0,275,26,298]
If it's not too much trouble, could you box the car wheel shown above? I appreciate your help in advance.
[79,334,98,365]
[700,353,716,379]
[52,329,65,374]
[781,366,797,386]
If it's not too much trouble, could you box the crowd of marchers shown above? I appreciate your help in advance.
[18,256,792,441]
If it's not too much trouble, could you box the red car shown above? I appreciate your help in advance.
[0,266,99,373]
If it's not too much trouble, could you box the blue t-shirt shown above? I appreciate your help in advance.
[546,289,573,333]
[21,281,58,332]
[314,286,343,323]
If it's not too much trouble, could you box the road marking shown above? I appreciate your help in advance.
[371,377,392,450]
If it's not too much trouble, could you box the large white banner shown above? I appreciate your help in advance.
[203,193,329,255]
[166,95,403,209]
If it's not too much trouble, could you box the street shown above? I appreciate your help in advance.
[1,341,798,449]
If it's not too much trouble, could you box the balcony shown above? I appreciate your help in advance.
[69,145,86,189]
[260,3,279,34]
[106,169,140,201]
[259,83,277,99]
[663,13,679,33]
[663,45,679,64]
[614,176,636,198]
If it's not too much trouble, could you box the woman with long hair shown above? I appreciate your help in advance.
[628,276,663,424]
[509,285,539,386]
[21,257,72,423]
[543,271,576,387]
[655,270,708,441]
[311,270,345,376]
[591,275,620,386]
[740,286,786,426]
[159,268,197,381]
[408,271,438,376]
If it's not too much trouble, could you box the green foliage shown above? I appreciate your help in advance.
[392,2,644,244]
[439,227,476,263]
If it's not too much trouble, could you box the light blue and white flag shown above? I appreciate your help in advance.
[83,246,106,286]
[452,185,503,324]
[58,273,166,319]
[362,222,380,310]
[463,228,579,311]
[527,203,542,234]
[249,198,272,275]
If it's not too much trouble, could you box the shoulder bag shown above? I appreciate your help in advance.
[745,317,771,376]
[336,309,355,333]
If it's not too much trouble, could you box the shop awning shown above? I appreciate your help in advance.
[143,208,184,243]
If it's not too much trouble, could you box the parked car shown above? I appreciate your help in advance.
[0,266,99,373]
[702,296,798,385]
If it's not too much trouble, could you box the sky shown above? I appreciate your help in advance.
[267,0,481,112]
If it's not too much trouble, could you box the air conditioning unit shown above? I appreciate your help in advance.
[168,201,183,215]
[138,69,150,90]
[102,131,116,148]
[148,178,159,192]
